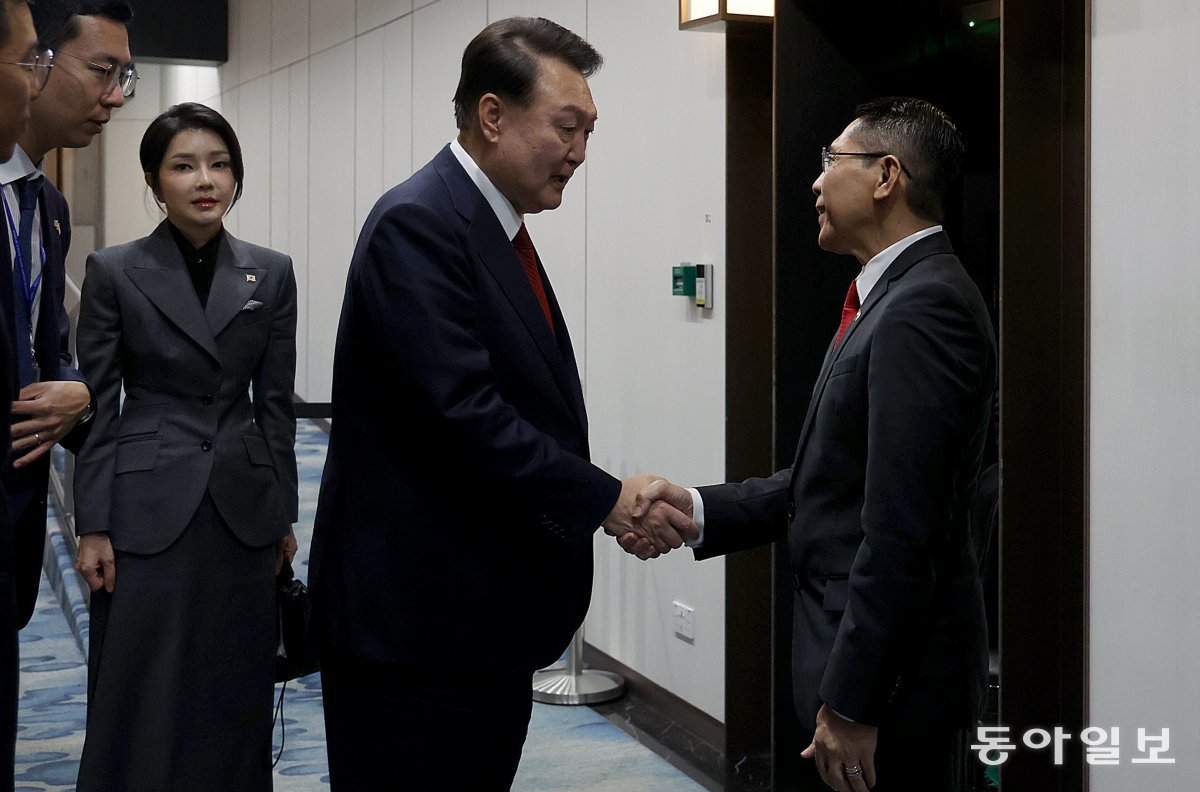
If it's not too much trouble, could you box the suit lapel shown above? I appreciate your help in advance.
[205,234,266,339]
[124,223,219,362]
[438,149,589,433]
[789,232,955,472]
[34,191,66,375]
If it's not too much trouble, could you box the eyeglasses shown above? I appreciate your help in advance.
[820,146,913,178]
[54,49,138,97]
[0,49,55,92]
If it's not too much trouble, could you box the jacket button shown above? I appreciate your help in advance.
[201,441,212,452]
[202,395,213,406]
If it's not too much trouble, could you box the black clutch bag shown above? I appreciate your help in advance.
[275,564,319,683]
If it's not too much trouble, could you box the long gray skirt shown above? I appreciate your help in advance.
[76,494,277,792]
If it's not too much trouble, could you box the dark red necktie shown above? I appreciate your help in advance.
[512,223,555,336]
[834,279,860,347]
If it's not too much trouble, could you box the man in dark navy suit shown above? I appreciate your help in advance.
[630,98,996,792]
[0,1,42,785]
[310,17,664,791]
[0,0,133,634]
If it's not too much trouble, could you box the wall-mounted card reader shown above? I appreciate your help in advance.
[673,264,714,310]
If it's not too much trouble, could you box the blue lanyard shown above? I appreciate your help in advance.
[1,186,46,316]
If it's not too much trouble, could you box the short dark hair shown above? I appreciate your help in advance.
[850,97,965,223]
[453,17,602,131]
[141,102,244,207]
[31,0,132,52]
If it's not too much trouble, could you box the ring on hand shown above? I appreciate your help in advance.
[34,432,40,443]
[844,764,862,777]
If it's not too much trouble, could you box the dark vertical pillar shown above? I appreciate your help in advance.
[722,23,775,789]
[1000,0,1090,789]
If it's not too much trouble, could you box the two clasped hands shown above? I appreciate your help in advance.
[600,475,696,559]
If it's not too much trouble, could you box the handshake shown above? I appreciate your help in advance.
[601,474,698,560]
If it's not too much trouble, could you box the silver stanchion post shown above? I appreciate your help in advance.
[531,627,624,705]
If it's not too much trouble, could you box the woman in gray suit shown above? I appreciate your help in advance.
[71,103,298,791]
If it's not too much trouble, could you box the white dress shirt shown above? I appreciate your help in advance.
[0,145,46,333]
[450,138,522,240]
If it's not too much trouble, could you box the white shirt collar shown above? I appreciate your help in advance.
[0,145,42,187]
[856,225,942,302]
[449,139,522,241]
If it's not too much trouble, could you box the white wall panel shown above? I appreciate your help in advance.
[411,0,486,165]
[1090,1,1200,788]
[310,0,357,54]
[287,62,312,401]
[306,43,356,400]
[271,0,310,70]
[355,29,385,231]
[238,0,272,83]
[234,76,273,249]
[358,0,413,34]
[220,0,242,89]
[381,17,414,187]
[269,70,292,253]
[583,0,727,721]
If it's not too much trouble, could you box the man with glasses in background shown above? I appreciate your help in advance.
[0,0,133,663]
[0,2,47,785]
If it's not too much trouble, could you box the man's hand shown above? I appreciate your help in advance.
[614,478,699,560]
[602,474,686,555]
[10,380,91,468]
[801,703,878,791]
[276,527,298,575]
[75,533,116,593]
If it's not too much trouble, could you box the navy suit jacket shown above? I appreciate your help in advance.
[0,178,91,627]
[696,232,996,733]
[309,145,620,674]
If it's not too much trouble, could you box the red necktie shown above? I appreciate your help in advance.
[513,223,555,336]
[834,279,859,347]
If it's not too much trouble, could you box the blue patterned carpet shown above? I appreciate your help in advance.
[14,421,707,792]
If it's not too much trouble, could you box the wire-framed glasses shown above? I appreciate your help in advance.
[0,48,55,92]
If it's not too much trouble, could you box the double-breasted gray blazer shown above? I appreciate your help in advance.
[73,221,298,554]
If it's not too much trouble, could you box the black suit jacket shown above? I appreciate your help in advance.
[697,232,995,733]
[309,145,621,675]
[0,178,91,627]
[73,222,298,553]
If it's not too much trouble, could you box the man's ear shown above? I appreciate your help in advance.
[478,93,503,143]
[875,156,902,198]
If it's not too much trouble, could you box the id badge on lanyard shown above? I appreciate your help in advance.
[1,187,44,382]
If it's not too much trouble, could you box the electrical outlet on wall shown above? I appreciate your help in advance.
[671,600,695,643]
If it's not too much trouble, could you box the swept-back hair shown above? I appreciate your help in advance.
[453,17,602,131]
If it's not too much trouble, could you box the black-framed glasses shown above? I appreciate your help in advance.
[55,49,138,97]
[820,146,913,178]
[0,48,55,92]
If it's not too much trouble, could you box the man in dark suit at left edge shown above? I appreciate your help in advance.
[0,1,46,787]
[0,0,133,635]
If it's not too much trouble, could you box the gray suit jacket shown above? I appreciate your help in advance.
[73,222,298,554]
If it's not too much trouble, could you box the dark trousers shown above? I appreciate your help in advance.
[321,649,533,792]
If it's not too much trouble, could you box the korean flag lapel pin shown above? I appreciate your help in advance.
[246,273,257,283]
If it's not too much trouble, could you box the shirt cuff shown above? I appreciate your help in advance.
[685,487,705,548]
